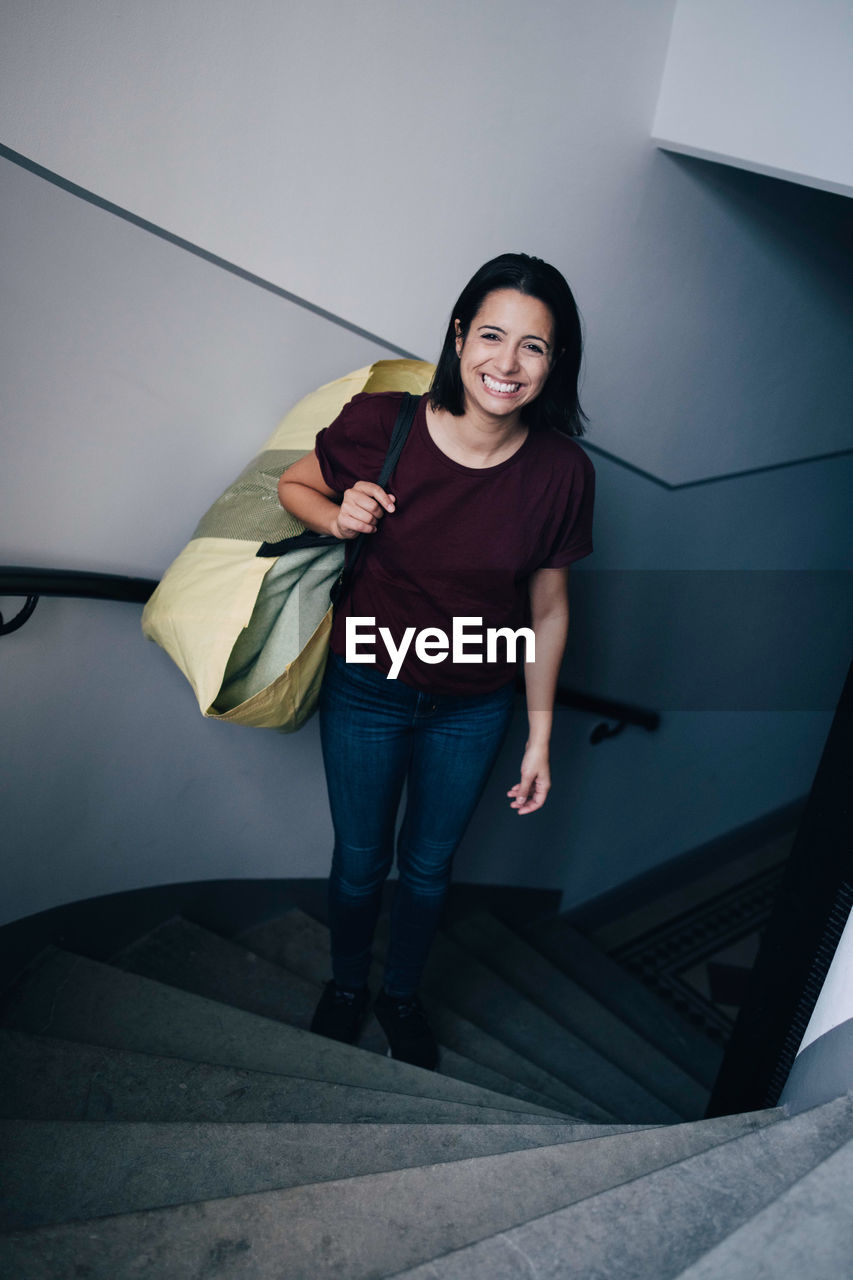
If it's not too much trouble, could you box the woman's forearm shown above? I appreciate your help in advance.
[524,605,569,745]
[507,570,569,815]
[278,448,395,540]
[278,478,342,537]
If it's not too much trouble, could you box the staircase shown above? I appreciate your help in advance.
[1,899,851,1277]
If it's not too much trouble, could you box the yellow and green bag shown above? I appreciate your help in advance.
[142,358,435,730]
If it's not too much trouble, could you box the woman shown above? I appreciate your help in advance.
[278,253,594,1070]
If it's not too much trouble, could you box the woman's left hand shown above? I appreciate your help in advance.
[507,741,551,814]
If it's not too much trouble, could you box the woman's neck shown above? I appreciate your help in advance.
[425,403,528,469]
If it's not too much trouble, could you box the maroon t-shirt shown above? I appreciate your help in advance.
[315,391,595,694]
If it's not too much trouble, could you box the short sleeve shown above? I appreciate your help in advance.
[537,446,595,568]
[314,392,398,493]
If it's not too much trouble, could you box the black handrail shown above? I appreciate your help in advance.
[0,567,156,635]
[1,565,660,741]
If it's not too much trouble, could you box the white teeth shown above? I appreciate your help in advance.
[483,374,520,393]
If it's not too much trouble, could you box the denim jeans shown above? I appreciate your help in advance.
[319,651,515,997]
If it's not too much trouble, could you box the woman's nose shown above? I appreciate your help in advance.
[494,345,521,374]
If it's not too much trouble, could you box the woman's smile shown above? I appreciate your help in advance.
[481,373,521,395]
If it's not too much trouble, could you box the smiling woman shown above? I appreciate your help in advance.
[428,253,587,438]
[277,253,595,1070]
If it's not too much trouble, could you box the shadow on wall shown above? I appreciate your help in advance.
[591,149,853,484]
[565,569,853,713]
[669,152,853,301]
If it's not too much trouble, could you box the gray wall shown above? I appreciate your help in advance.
[654,0,853,196]
[1,1,851,927]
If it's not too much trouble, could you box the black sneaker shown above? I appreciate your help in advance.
[310,980,370,1044]
[373,989,439,1071]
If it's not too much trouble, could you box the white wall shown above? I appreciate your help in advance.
[2,0,850,489]
[653,0,853,197]
[780,907,853,1113]
[794,910,853,1060]
[0,0,675,362]
[0,157,389,579]
[1,1,851,926]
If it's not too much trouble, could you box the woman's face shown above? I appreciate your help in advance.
[455,288,555,422]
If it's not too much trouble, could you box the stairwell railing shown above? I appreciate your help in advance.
[0,564,661,744]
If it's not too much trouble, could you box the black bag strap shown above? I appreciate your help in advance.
[376,390,419,489]
[330,390,418,602]
[257,390,419,562]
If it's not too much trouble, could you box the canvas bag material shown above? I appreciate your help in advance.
[141,358,435,730]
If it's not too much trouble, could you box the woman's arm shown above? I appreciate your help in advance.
[278,449,396,540]
[506,566,570,815]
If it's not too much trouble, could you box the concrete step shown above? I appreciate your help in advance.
[0,1117,629,1231]
[426,1003,613,1121]
[410,1040,579,1117]
[410,927,682,1124]
[0,1108,782,1278]
[393,1095,852,1279]
[0,1029,574,1126]
[671,1133,853,1279]
[240,908,608,1121]
[0,947,569,1119]
[518,915,724,1089]
[446,910,708,1118]
[112,915,389,1055]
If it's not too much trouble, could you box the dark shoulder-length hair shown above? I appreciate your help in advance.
[429,252,587,437]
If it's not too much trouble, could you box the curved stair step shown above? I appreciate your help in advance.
[426,1005,615,1121]
[393,1094,852,1279]
[0,1118,631,1231]
[0,1109,780,1278]
[413,929,682,1124]
[517,916,724,1089]
[240,909,610,1121]
[116,915,573,1117]
[671,1133,853,1279]
[112,916,389,1057]
[446,910,708,1117]
[0,948,569,1118]
[0,1029,576,1126]
[418,1044,582,1117]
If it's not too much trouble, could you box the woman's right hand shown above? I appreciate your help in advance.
[332,481,396,539]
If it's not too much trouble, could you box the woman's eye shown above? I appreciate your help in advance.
[482,332,499,341]
[526,344,544,355]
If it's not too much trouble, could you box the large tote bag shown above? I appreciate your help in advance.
[142,358,435,730]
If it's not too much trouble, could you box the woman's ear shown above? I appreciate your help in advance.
[454,319,463,357]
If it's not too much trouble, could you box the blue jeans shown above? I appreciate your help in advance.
[319,651,515,997]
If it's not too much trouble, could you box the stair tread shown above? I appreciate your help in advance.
[517,915,724,1088]
[412,926,682,1124]
[1,1117,648,1231]
[112,916,388,1056]
[113,915,566,1112]
[240,909,613,1122]
[446,910,709,1117]
[0,1029,569,1127]
[127,915,575,1118]
[671,1133,853,1279]
[0,947,571,1118]
[0,1107,785,1278]
[392,1095,853,1279]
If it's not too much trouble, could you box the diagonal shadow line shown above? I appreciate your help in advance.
[3,142,852,489]
[0,141,419,360]
[580,441,853,490]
